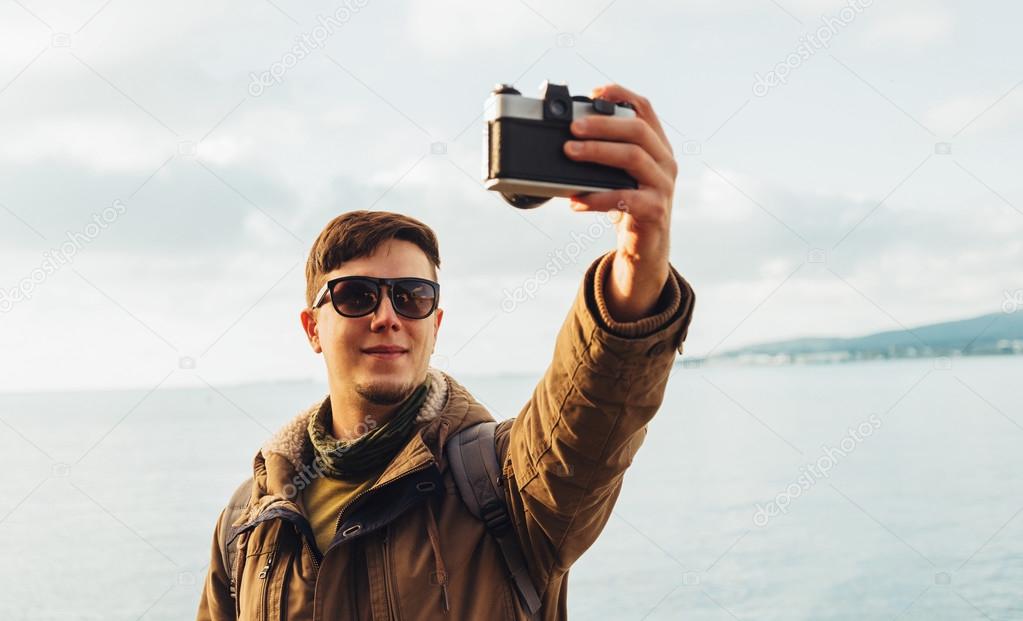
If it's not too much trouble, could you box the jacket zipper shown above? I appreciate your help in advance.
[304,535,321,571]
[258,539,279,621]
[323,462,434,617]
[329,462,434,552]
[231,508,321,616]
[236,463,433,617]
[382,525,401,620]
[278,548,293,621]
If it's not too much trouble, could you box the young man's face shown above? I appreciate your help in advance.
[301,238,443,407]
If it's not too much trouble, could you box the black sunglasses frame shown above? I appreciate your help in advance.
[313,276,440,320]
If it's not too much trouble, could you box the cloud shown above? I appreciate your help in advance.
[924,89,1023,137]
[404,0,541,58]
[0,159,303,252]
[858,8,955,51]
[0,0,1018,391]
[4,144,1020,390]
[674,160,1023,352]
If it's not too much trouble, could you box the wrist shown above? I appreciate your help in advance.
[605,252,670,322]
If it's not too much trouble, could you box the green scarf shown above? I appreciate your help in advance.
[308,375,431,479]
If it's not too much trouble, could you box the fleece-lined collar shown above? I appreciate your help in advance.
[260,366,450,472]
[236,367,491,526]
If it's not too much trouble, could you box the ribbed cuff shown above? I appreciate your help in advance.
[592,250,683,338]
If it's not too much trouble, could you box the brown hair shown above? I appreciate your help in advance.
[304,210,441,307]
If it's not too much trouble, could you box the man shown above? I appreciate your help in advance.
[197,83,695,620]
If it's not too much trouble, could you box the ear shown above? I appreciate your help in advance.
[432,307,443,349]
[300,307,322,353]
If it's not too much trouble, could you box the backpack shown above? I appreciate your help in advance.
[217,421,542,616]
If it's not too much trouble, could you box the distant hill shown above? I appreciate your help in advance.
[682,310,1023,367]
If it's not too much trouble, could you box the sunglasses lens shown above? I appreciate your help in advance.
[331,279,379,316]
[392,279,437,318]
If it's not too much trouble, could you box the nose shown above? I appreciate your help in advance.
[369,285,401,332]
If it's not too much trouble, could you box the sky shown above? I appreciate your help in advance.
[0,0,1020,392]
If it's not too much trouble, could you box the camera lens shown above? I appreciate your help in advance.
[549,99,567,116]
[501,192,551,209]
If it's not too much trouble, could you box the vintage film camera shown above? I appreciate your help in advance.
[483,81,639,209]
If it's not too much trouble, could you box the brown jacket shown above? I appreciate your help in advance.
[196,250,695,620]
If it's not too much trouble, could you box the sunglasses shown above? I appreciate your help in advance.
[312,276,440,320]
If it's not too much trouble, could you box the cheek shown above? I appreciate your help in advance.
[318,322,355,355]
[415,325,435,348]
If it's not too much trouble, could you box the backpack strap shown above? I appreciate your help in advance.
[445,421,542,617]
[217,478,253,600]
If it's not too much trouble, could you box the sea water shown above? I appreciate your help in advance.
[0,356,1020,620]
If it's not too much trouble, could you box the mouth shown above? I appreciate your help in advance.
[362,346,409,361]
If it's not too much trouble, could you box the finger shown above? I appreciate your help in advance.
[569,189,642,213]
[569,196,629,225]
[591,84,673,154]
[564,139,673,191]
[570,189,671,225]
[570,115,673,166]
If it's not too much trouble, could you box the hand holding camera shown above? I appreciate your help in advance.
[484,81,678,322]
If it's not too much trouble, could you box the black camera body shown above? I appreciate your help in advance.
[483,81,639,209]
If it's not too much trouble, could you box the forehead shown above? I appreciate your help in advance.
[325,239,436,281]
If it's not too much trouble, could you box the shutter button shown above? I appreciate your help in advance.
[593,98,616,115]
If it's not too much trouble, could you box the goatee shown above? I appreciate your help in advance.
[354,379,415,406]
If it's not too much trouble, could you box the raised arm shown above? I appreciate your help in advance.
[499,82,694,593]
[503,247,695,586]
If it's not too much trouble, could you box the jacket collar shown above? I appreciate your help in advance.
[235,368,494,526]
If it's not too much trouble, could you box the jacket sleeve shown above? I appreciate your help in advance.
[196,508,236,621]
[504,248,696,585]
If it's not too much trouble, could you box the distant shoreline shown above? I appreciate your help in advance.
[679,349,1023,368]
[684,309,1023,368]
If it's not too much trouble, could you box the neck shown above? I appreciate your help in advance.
[326,375,424,441]
[325,393,388,442]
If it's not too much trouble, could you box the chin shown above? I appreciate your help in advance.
[353,375,416,406]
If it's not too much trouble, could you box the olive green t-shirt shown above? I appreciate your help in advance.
[302,462,388,553]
